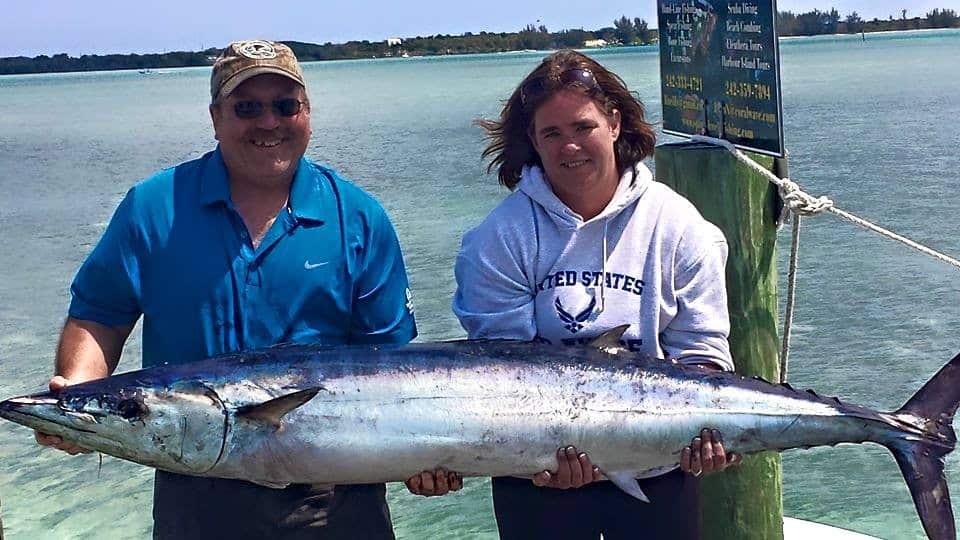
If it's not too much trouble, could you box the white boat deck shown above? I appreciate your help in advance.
[784,517,880,539]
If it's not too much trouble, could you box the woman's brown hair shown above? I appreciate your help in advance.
[478,50,657,190]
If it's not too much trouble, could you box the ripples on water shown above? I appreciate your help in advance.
[0,29,958,539]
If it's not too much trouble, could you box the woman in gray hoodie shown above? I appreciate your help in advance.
[447,50,740,539]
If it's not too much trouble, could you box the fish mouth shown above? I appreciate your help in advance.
[1,395,58,409]
[0,395,97,435]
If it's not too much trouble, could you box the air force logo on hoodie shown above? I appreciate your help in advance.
[554,296,596,333]
[540,269,646,334]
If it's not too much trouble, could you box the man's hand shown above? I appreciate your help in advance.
[679,428,741,477]
[34,376,91,455]
[532,446,604,489]
[405,468,463,497]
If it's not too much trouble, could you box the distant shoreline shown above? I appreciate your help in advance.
[780,26,958,40]
[2,24,958,77]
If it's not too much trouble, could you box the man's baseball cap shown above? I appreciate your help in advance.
[210,40,306,101]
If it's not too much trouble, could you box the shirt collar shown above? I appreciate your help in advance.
[288,158,330,224]
[199,147,232,207]
[199,147,329,224]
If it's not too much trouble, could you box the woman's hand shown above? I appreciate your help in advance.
[679,428,741,477]
[404,468,463,497]
[532,446,604,489]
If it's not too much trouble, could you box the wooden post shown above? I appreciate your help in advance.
[655,141,784,540]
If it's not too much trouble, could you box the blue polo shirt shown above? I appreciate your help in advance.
[69,148,417,368]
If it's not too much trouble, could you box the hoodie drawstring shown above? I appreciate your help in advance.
[599,219,608,314]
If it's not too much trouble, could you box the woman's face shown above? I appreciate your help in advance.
[530,89,621,205]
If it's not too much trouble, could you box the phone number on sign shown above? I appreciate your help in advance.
[725,80,772,101]
[663,74,703,93]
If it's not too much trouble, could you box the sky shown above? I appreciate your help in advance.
[2,0,958,57]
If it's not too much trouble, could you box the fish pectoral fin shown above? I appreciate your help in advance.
[236,387,322,429]
[605,471,650,503]
[588,325,630,352]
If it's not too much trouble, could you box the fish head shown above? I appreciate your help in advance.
[0,377,227,475]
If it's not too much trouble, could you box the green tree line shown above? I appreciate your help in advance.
[0,16,656,75]
[0,50,221,75]
[777,8,959,36]
[2,9,958,75]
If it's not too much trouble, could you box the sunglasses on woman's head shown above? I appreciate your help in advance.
[232,98,306,119]
[520,68,602,106]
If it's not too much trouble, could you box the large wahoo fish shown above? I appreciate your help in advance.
[2,329,959,539]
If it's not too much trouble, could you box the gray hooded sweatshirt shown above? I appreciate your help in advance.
[453,162,733,370]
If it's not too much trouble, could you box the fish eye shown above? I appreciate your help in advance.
[117,397,146,420]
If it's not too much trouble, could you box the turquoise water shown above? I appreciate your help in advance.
[1,29,959,538]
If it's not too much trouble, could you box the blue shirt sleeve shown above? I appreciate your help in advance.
[348,205,417,345]
[68,189,143,327]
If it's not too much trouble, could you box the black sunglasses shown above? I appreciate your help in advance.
[520,68,602,106]
[232,98,307,119]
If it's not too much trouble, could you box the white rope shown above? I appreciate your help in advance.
[690,135,960,270]
[688,136,960,382]
[780,212,801,383]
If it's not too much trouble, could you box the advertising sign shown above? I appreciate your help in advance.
[658,0,785,156]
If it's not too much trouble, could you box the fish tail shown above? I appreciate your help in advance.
[886,351,960,540]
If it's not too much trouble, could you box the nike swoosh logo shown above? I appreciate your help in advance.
[304,261,328,270]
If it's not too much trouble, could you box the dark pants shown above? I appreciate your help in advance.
[492,469,700,540]
[153,471,394,540]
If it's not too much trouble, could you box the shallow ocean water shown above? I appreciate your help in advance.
[0,29,959,539]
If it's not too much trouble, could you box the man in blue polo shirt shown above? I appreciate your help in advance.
[34,40,425,539]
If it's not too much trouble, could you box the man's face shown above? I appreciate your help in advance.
[210,74,311,188]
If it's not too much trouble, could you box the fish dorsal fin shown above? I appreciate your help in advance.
[605,470,650,502]
[236,387,321,430]
[588,325,630,353]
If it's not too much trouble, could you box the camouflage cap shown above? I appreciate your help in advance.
[210,40,305,101]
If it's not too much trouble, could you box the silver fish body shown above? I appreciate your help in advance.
[2,335,958,539]
[206,345,877,485]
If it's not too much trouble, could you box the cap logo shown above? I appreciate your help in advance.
[236,40,278,60]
